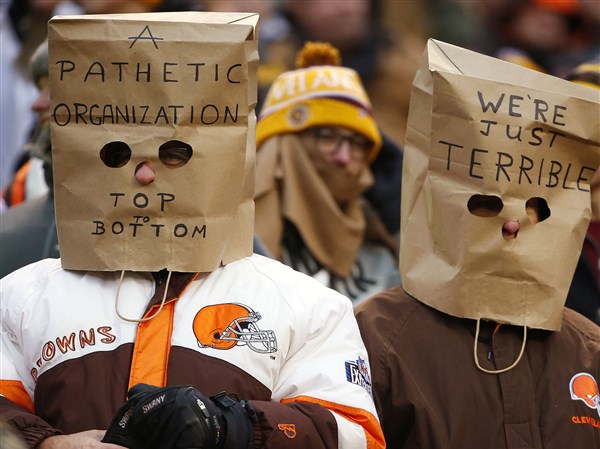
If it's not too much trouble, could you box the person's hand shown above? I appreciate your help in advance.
[102,384,255,449]
[38,430,126,448]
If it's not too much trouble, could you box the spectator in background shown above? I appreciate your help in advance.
[476,0,599,77]
[565,59,600,324]
[2,40,51,209]
[199,1,406,237]
[0,0,80,194]
[275,0,424,149]
[240,0,407,237]
[254,41,400,304]
[0,40,59,278]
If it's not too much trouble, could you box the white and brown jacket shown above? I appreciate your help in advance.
[0,255,384,449]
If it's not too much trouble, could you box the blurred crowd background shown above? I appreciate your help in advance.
[2,0,598,198]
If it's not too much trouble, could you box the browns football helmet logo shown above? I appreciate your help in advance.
[193,303,277,354]
[569,372,600,417]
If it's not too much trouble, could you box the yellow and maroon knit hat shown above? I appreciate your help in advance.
[256,41,382,163]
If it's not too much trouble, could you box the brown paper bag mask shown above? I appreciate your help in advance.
[401,39,600,330]
[48,12,259,272]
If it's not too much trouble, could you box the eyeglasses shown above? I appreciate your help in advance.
[309,127,372,162]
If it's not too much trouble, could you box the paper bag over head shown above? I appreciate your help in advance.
[48,12,259,272]
[400,39,600,331]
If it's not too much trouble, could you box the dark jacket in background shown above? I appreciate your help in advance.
[0,193,58,277]
[566,235,600,324]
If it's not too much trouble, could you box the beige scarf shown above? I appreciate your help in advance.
[255,134,374,277]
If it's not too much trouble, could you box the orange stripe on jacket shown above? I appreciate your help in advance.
[281,395,385,449]
[0,380,34,413]
[128,300,176,389]
[127,274,199,390]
